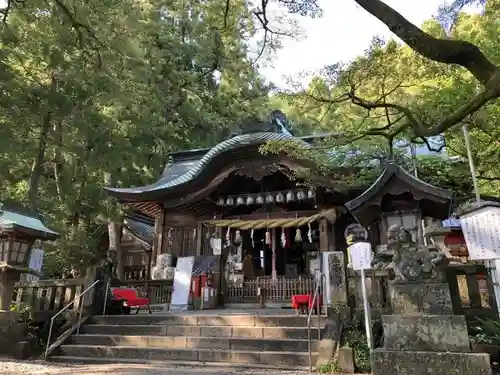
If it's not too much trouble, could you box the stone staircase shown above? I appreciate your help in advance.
[51,312,327,369]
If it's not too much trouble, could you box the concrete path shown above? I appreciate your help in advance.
[0,360,314,375]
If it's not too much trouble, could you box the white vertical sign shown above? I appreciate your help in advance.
[459,204,500,317]
[460,206,500,260]
[322,252,332,306]
[348,242,373,271]
[170,256,195,312]
[348,241,373,350]
[22,248,44,282]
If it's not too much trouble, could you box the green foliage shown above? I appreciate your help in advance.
[265,4,499,197]
[0,0,272,276]
[317,358,342,373]
[470,317,500,345]
[343,327,371,373]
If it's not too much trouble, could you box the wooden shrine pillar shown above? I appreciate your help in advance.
[195,222,203,256]
[319,218,335,252]
[152,209,166,267]
[271,228,277,280]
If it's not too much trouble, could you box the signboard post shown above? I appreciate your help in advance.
[459,202,500,316]
[348,241,373,350]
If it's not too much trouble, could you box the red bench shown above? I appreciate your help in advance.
[291,294,323,315]
[112,288,151,314]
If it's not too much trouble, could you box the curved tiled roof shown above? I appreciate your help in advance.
[123,214,154,245]
[345,162,453,226]
[346,162,452,212]
[106,132,311,198]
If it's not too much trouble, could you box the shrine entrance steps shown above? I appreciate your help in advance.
[50,310,327,370]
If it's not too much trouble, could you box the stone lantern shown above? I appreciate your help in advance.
[0,204,59,311]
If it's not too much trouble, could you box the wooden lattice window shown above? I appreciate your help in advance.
[383,211,421,243]
[201,226,213,256]
[164,228,198,257]
[182,228,197,257]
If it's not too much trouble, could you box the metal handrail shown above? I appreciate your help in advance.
[44,279,100,360]
[307,272,326,373]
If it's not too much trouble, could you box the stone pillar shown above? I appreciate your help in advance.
[323,251,348,318]
[0,270,20,311]
[372,280,492,375]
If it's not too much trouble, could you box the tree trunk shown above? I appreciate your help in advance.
[108,220,123,280]
[105,173,123,280]
[27,111,51,211]
[52,119,63,202]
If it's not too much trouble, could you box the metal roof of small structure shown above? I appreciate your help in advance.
[0,204,59,240]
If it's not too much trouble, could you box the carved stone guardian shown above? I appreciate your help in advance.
[371,225,448,282]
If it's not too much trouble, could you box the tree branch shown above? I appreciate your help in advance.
[353,0,499,86]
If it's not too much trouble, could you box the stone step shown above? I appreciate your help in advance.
[89,314,326,328]
[50,355,312,370]
[59,344,316,367]
[69,334,320,352]
[80,324,321,339]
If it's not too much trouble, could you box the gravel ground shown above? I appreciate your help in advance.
[0,360,316,375]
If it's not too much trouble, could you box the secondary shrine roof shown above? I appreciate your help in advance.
[0,203,59,240]
[345,162,453,226]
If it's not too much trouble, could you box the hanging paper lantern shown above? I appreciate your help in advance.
[295,228,303,242]
[226,197,235,206]
[236,196,245,206]
[266,194,275,203]
[307,223,313,243]
[246,196,255,205]
[225,227,231,245]
[265,230,272,245]
[307,190,315,199]
[256,195,264,204]
[167,228,173,246]
[296,190,306,200]
[217,198,225,206]
[281,229,286,247]
[286,191,295,202]
[276,192,285,203]
[234,230,242,246]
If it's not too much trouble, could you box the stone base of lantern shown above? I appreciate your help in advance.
[0,268,22,310]
[372,281,492,375]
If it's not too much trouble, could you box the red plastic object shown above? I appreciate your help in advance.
[308,294,323,310]
[201,274,208,287]
[291,294,310,309]
[112,288,150,307]
[191,276,201,297]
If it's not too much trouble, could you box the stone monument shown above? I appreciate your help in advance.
[371,226,492,375]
